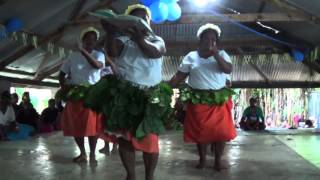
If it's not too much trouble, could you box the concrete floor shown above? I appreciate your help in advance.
[0,131,320,180]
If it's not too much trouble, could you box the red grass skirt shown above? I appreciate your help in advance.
[61,101,103,137]
[184,98,237,143]
[99,117,159,153]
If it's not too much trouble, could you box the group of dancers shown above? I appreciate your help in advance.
[58,4,236,180]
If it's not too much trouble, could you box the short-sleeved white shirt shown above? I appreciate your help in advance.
[60,50,105,85]
[114,36,163,87]
[178,50,232,90]
[0,105,15,125]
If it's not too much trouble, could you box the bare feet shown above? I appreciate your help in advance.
[111,146,118,153]
[214,160,228,171]
[196,160,206,169]
[99,147,110,155]
[73,154,87,163]
[89,153,97,164]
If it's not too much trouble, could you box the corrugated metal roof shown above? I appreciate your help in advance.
[1,0,320,87]
[161,53,320,83]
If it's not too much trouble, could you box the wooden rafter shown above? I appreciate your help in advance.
[34,60,64,81]
[248,62,270,84]
[69,12,311,26]
[34,53,51,79]
[0,75,59,88]
[256,0,320,24]
[1,68,57,79]
[302,60,320,74]
[0,0,115,70]
[69,0,87,20]
[176,13,310,24]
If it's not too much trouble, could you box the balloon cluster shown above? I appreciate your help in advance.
[291,49,305,62]
[140,0,181,24]
[0,17,23,41]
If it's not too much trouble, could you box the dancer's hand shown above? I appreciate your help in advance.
[209,41,219,56]
[129,27,146,41]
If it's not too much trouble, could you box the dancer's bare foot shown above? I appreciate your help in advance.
[99,147,110,155]
[214,160,228,171]
[73,154,87,163]
[89,153,97,164]
[196,160,206,169]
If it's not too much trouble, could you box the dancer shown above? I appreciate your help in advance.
[59,26,105,163]
[170,23,237,171]
[88,4,169,180]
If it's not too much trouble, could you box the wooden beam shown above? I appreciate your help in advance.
[248,62,270,83]
[0,75,59,88]
[35,61,64,81]
[302,60,320,74]
[34,53,51,79]
[70,12,310,26]
[175,13,309,24]
[1,68,57,79]
[69,0,87,20]
[0,0,114,70]
[0,45,35,70]
[232,81,320,88]
[256,0,320,24]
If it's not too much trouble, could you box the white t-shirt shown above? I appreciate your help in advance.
[101,66,113,77]
[60,50,105,85]
[0,106,15,125]
[178,50,232,90]
[115,36,164,87]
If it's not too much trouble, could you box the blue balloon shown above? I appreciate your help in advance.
[150,1,169,24]
[5,17,23,33]
[167,2,181,21]
[160,0,178,3]
[292,49,304,62]
[0,25,7,41]
[140,0,153,6]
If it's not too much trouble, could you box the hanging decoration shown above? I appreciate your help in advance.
[58,47,65,58]
[21,33,28,46]
[167,2,181,21]
[11,32,18,41]
[47,42,54,55]
[160,0,178,3]
[5,17,23,33]
[291,49,304,62]
[0,24,7,41]
[31,35,38,48]
[150,1,169,23]
[140,0,153,6]
[139,0,181,23]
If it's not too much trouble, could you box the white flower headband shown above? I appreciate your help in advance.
[80,26,100,40]
[124,4,151,24]
[197,23,222,39]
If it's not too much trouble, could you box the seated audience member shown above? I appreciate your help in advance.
[0,91,17,140]
[16,92,39,130]
[240,98,266,131]
[39,99,59,133]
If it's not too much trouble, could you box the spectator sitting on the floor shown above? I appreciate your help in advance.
[16,92,39,131]
[240,98,266,131]
[0,91,18,140]
[11,93,23,118]
[39,99,59,133]
[54,100,64,130]
[304,119,314,128]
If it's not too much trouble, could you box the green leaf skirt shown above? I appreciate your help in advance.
[179,86,235,105]
[55,84,91,102]
[83,76,173,139]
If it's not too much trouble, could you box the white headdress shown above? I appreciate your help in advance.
[197,23,221,39]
